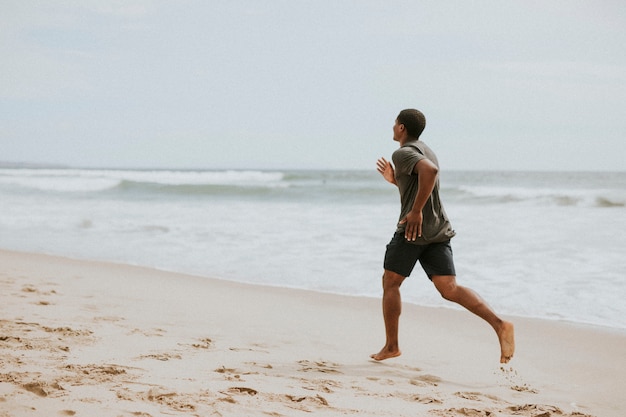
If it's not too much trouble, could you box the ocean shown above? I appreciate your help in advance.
[1,167,625,330]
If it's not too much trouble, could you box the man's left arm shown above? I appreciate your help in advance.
[401,158,439,241]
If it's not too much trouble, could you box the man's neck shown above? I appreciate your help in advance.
[399,136,419,146]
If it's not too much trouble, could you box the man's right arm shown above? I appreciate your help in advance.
[402,158,438,241]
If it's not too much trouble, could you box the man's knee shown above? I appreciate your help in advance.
[382,270,405,290]
[432,275,457,300]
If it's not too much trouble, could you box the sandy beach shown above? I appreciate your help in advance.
[1,249,624,417]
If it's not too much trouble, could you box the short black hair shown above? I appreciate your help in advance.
[397,109,426,138]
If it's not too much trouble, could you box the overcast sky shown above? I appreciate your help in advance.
[1,1,625,171]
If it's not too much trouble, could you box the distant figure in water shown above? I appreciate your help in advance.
[371,109,515,364]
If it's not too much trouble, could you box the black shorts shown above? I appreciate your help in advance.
[383,232,456,279]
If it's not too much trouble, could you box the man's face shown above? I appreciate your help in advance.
[392,119,403,142]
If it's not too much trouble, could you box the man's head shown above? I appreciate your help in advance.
[396,109,426,139]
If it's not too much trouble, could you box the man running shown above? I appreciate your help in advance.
[371,109,515,364]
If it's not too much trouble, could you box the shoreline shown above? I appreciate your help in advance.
[4,248,625,334]
[1,249,624,416]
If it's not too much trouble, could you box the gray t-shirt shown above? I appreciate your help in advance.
[391,140,456,244]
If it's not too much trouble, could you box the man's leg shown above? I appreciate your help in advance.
[370,270,406,361]
[432,275,515,363]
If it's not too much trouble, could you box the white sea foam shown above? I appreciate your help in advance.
[455,184,625,207]
[0,169,285,193]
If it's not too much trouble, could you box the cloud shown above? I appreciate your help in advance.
[1,1,625,170]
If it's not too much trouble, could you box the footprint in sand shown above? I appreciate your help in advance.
[409,394,442,404]
[21,284,57,296]
[297,360,342,374]
[431,408,495,417]
[228,344,269,353]
[61,364,133,385]
[93,315,125,323]
[244,361,273,370]
[433,403,591,417]
[42,326,93,337]
[129,328,166,337]
[225,386,258,396]
[20,284,58,305]
[410,373,441,387]
[1,321,94,355]
[215,366,261,381]
[145,388,197,412]
[21,381,64,398]
[506,404,582,416]
[454,391,501,402]
[137,352,182,361]
[191,337,212,349]
[301,378,341,393]
[285,394,329,406]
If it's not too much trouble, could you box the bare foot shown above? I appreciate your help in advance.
[370,347,401,361]
[498,321,515,363]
